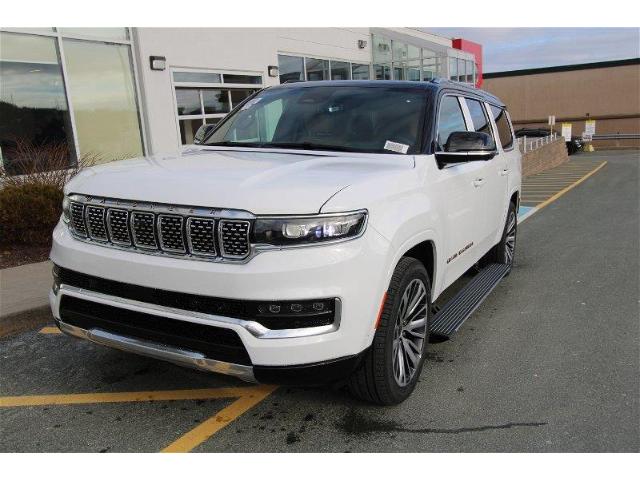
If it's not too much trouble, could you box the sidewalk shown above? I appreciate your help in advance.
[0,260,52,336]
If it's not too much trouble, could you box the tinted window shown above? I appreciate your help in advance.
[466,99,491,135]
[437,96,467,148]
[206,86,427,154]
[490,105,514,149]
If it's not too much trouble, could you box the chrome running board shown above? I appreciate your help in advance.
[57,320,256,383]
[430,263,511,338]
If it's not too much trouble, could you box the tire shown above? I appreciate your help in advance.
[348,257,430,405]
[484,201,517,270]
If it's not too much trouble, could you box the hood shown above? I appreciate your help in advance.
[65,147,414,214]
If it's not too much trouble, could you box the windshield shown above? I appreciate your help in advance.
[204,85,428,154]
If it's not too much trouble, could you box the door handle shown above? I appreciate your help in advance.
[473,178,485,187]
[500,168,509,176]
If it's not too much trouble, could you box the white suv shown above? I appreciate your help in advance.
[50,80,521,405]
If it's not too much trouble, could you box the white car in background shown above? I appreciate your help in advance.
[50,80,521,405]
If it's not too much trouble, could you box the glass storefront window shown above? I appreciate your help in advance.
[351,63,370,80]
[407,60,421,81]
[330,61,350,80]
[179,118,203,145]
[173,71,221,84]
[202,89,230,114]
[458,59,467,83]
[277,55,304,83]
[58,28,129,41]
[175,88,201,115]
[422,57,437,81]
[223,74,262,84]
[230,89,254,108]
[392,62,407,80]
[374,64,391,80]
[62,39,143,162]
[372,35,392,64]
[305,58,329,81]
[392,41,408,62]
[467,60,475,83]
[449,58,458,81]
[0,31,75,173]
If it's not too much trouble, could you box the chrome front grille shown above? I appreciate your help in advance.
[67,196,252,262]
[131,212,158,249]
[158,215,186,253]
[106,209,131,245]
[86,206,108,241]
[70,202,87,236]
[186,218,216,256]
[219,220,250,258]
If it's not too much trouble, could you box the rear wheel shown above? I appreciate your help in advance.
[484,201,517,270]
[348,257,430,405]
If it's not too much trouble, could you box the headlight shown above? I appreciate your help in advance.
[61,196,71,224]
[253,211,367,247]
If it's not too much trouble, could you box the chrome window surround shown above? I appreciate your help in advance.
[54,283,342,340]
[66,194,368,264]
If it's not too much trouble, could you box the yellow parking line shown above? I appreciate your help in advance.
[39,326,62,335]
[0,386,268,407]
[536,161,607,211]
[162,384,277,453]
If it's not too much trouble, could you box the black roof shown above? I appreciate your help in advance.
[268,79,505,107]
[484,57,640,78]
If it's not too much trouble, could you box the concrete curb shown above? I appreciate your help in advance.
[1,260,52,337]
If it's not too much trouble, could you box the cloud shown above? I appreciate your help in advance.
[424,28,640,72]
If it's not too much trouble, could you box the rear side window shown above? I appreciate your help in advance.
[437,96,467,149]
[490,105,514,150]
[466,98,492,136]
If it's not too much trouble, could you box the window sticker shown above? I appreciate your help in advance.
[384,140,409,154]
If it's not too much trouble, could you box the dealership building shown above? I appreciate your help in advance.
[0,27,481,168]
[483,58,640,149]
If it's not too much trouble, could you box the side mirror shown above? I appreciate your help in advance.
[435,131,497,163]
[193,124,217,145]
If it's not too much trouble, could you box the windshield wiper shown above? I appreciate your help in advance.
[205,141,384,153]
[263,142,364,152]
[204,141,266,148]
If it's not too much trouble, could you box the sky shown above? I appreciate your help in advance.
[426,28,640,73]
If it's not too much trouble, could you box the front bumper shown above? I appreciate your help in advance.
[50,220,391,378]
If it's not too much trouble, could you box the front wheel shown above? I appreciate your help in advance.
[348,257,430,405]
[484,201,517,270]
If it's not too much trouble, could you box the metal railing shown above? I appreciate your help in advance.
[517,132,558,154]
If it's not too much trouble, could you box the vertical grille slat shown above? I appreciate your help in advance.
[107,209,131,245]
[187,218,217,257]
[70,202,87,236]
[219,220,250,258]
[67,197,253,262]
[131,212,158,249]
[158,215,186,253]
[85,206,108,241]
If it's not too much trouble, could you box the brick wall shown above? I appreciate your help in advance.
[521,138,569,177]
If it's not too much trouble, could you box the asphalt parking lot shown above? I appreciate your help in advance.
[1,150,638,452]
